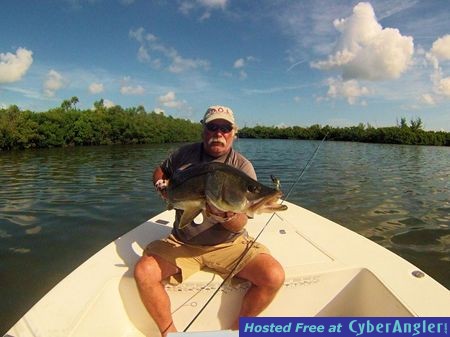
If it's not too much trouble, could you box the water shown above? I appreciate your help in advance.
[0,139,449,333]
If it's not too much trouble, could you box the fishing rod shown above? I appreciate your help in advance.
[183,134,328,332]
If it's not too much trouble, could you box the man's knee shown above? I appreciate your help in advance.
[134,255,162,284]
[264,262,285,289]
[239,254,285,289]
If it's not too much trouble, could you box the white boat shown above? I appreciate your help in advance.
[5,201,450,337]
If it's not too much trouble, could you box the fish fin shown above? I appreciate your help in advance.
[246,209,255,218]
[178,207,203,229]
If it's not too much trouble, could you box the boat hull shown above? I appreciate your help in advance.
[5,202,450,337]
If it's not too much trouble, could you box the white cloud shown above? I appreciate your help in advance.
[199,12,211,21]
[137,46,151,63]
[233,58,245,69]
[311,2,414,81]
[198,0,227,9]
[158,91,181,108]
[129,27,157,43]
[179,0,228,19]
[438,77,450,97]
[158,91,175,104]
[103,99,115,108]
[2,86,43,100]
[179,2,195,15]
[430,35,450,61]
[158,91,189,110]
[324,77,370,105]
[243,84,308,95]
[277,1,358,63]
[169,55,209,73]
[426,35,450,99]
[91,98,115,110]
[0,47,33,83]
[232,56,256,79]
[89,82,104,94]
[238,70,248,80]
[120,84,145,95]
[233,56,256,69]
[129,27,209,73]
[420,93,436,105]
[44,69,65,97]
[119,76,145,95]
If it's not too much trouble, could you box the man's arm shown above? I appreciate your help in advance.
[220,213,248,233]
[153,166,167,185]
[205,202,248,233]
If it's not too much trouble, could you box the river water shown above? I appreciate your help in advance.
[0,139,449,333]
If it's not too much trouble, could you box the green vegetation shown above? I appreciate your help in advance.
[1,99,448,151]
[239,119,449,146]
[0,99,202,150]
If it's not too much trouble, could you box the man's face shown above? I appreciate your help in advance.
[202,119,235,157]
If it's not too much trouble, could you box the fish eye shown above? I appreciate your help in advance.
[247,184,260,193]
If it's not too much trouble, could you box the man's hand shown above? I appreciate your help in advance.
[205,202,236,222]
[154,179,169,199]
[205,202,247,233]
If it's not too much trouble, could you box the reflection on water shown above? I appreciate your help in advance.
[0,140,449,333]
[237,139,449,285]
[0,143,179,332]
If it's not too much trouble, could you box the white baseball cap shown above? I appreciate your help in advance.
[201,105,235,125]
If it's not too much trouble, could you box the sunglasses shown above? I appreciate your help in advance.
[205,123,233,133]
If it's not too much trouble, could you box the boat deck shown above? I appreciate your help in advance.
[6,202,450,337]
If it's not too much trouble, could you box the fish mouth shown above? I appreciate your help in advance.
[249,192,287,214]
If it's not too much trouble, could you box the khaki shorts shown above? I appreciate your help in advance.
[144,233,270,285]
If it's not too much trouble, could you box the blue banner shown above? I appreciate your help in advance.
[240,317,449,337]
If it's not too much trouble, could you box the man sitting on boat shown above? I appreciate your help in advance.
[134,105,285,336]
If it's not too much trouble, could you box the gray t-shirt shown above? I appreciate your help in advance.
[160,142,256,245]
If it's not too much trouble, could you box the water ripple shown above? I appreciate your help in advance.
[0,140,449,334]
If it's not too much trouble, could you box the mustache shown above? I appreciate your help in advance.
[208,137,226,146]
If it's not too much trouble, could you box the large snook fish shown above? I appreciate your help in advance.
[166,162,288,228]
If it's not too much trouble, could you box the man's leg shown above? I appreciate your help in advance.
[134,254,179,337]
[231,253,285,329]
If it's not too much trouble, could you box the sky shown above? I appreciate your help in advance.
[1,0,450,131]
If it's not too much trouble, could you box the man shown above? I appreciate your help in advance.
[134,105,284,336]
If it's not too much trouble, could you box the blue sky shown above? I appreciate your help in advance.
[1,1,450,131]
